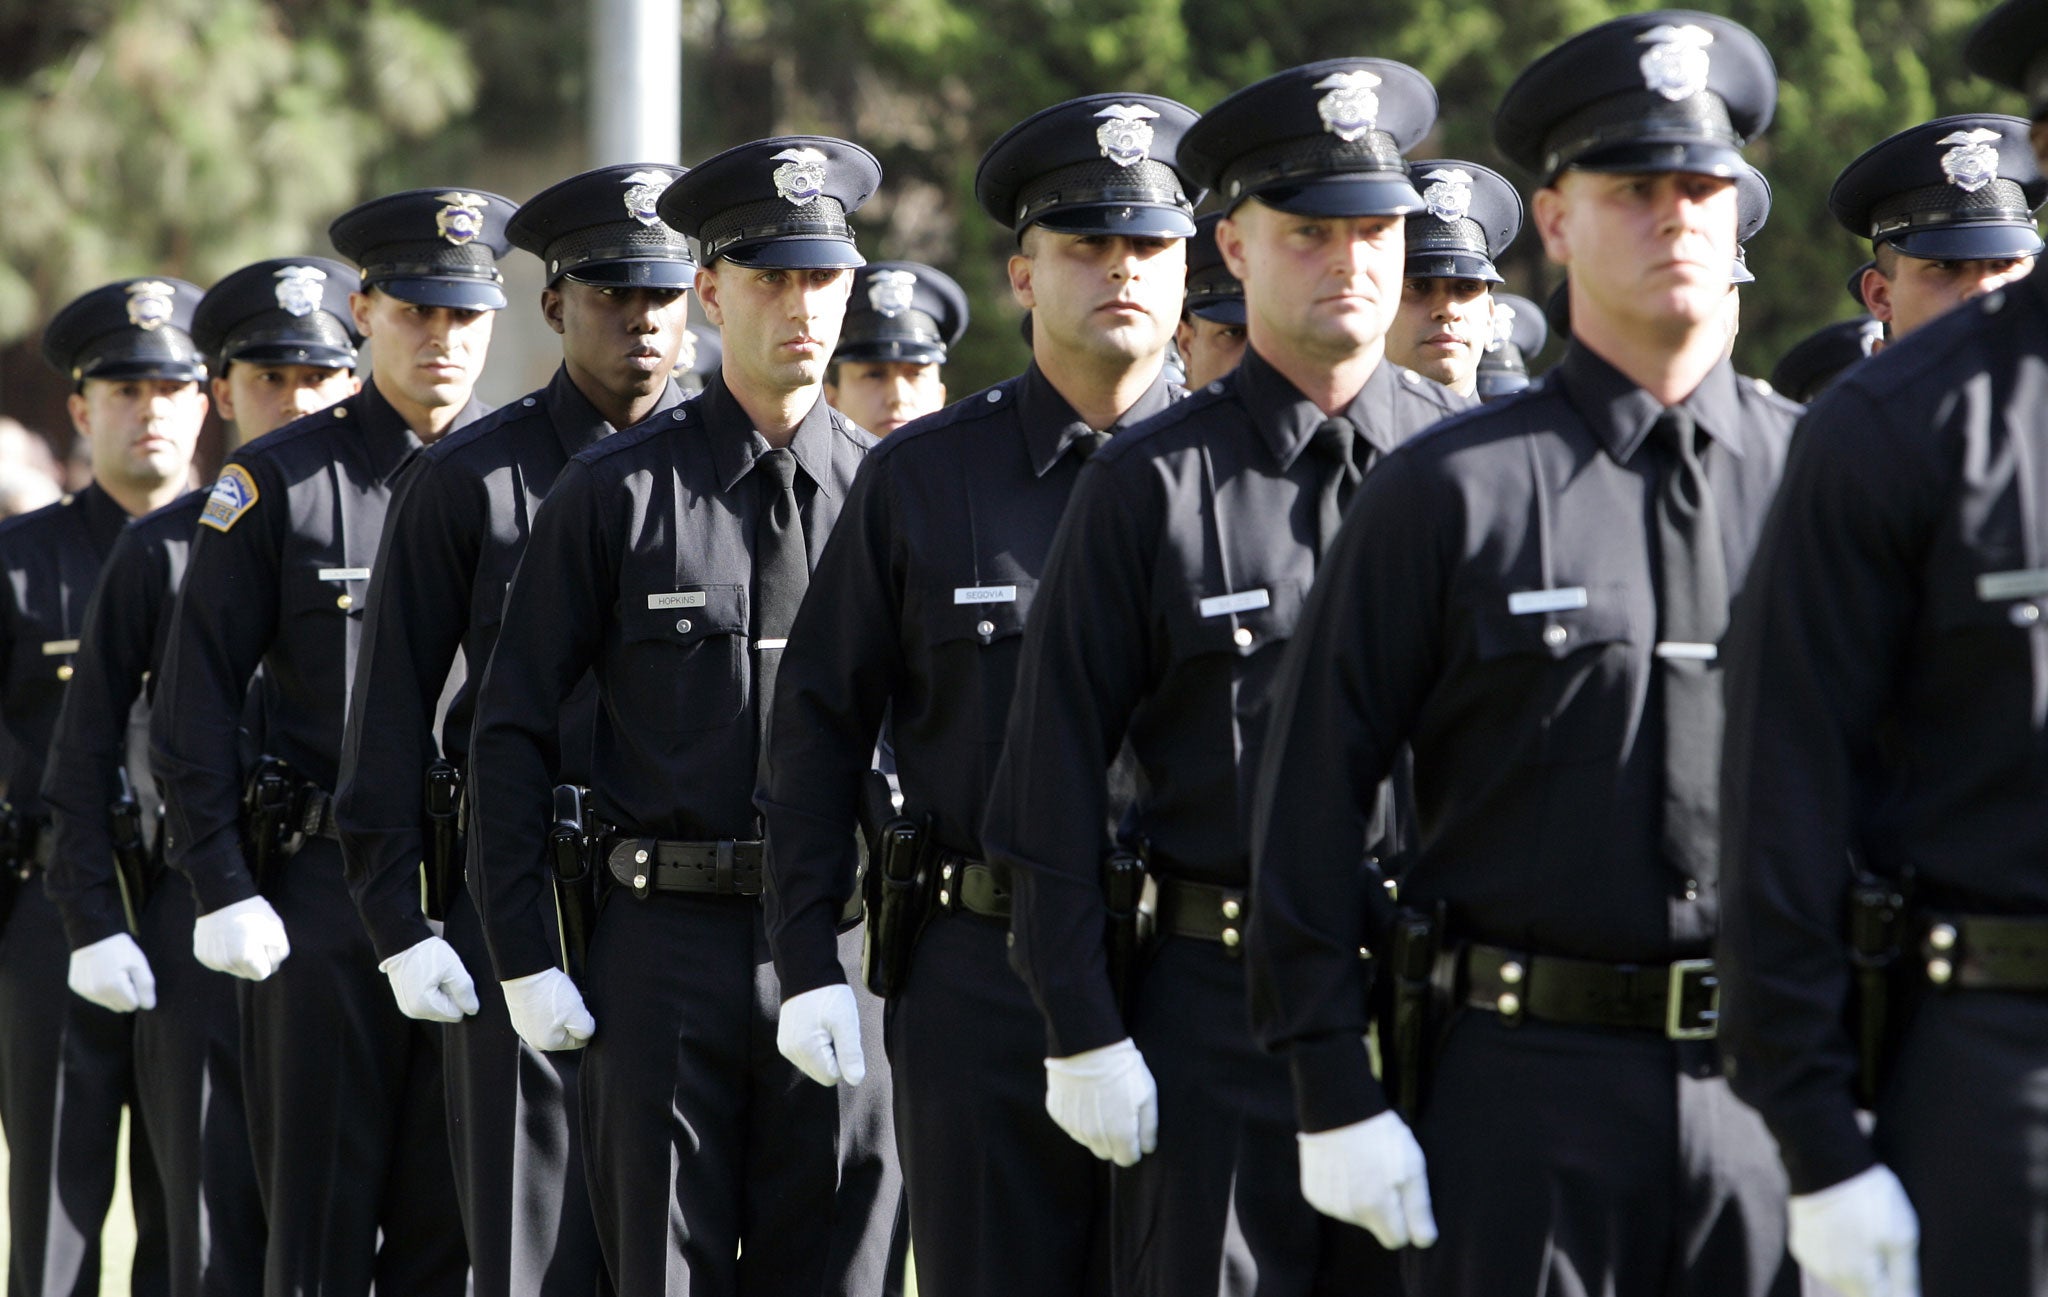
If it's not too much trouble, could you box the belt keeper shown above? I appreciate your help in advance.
[715,840,735,895]
[630,840,653,899]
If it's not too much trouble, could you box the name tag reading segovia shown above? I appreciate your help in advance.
[1976,569,2048,602]
[954,586,1017,604]
[1507,586,1589,616]
[648,592,708,610]
[318,567,371,582]
[1200,589,1270,619]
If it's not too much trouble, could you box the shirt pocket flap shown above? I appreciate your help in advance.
[1163,580,1305,659]
[1472,582,1635,661]
[923,580,1037,646]
[626,583,749,646]
[285,563,371,617]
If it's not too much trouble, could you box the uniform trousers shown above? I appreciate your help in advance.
[0,880,169,1297]
[885,910,1109,1297]
[1121,935,1395,1297]
[238,838,466,1297]
[442,883,608,1297]
[579,890,899,1296]
[1411,1011,1798,1297]
[132,873,263,1297]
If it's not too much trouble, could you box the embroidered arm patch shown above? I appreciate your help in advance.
[199,464,260,532]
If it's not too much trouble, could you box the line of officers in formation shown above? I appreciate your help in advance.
[6,3,2048,1296]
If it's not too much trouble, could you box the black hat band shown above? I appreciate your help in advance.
[1014,158,1192,228]
[842,308,943,347]
[1406,215,1490,256]
[1870,179,2037,240]
[1540,90,1740,177]
[698,196,852,263]
[75,327,205,380]
[1221,130,1405,202]
[543,223,696,279]
[361,240,504,281]
[220,311,357,364]
[1186,268,1244,301]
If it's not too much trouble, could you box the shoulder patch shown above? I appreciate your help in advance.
[199,465,260,532]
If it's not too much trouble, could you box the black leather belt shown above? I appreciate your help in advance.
[294,788,340,842]
[932,852,1011,919]
[606,837,763,899]
[1919,912,2048,991]
[1462,943,1721,1040]
[1152,876,1248,951]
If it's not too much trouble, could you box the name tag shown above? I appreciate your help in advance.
[1507,586,1589,616]
[40,639,79,656]
[1977,569,2048,602]
[1655,641,1719,662]
[954,585,1017,605]
[648,591,707,610]
[1200,589,1270,619]
[318,567,371,582]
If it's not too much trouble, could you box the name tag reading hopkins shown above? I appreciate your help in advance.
[648,591,708,610]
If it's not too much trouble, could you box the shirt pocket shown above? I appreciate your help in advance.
[920,580,1036,743]
[285,563,371,624]
[1470,581,1639,765]
[1160,580,1305,666]
[618,583,750,735]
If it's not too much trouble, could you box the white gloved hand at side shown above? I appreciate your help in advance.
[1298,1110,1439,1250]
[67,932,157,1013]
[500,968,595,1051]
[776,983,867,1087]
[1044,1038,1158,1167]
[377,935,480,1023]
[1788,1164,1920,1297]
[192,896,291,981]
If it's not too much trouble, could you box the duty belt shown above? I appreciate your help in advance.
[932,852,1011,920]
[1151,875,1248,951]
[606,837,763,899]
[292,788,340,842]
[1917,912,2048,991]
[1461,943,1721,1040]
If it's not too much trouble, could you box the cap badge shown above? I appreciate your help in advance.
[867,269,917,317]
[772,147,829,207]
[1421,168,1474,223]
[1858,317,1885,358]
[273,266,328,318]
[1938,128,2002,194]
[125,281,176,331]
[1314,71,1382,143]
[435,192,489,246]
[1094,104,1159,169]
[1637,24,1714,102]
[1488,302,1517,351]
[675,330,699,370]
[622,170,674,226]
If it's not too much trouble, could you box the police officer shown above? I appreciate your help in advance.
[980,59,1466,1296]
[333,163,694,1297]
[824,260,968,435]
[1833,114,2045,341]
[760,92,1200,1297]
[1474,291,1546,400]
[1765,314,1883,404]
[43,257,360,1297]
[1248,15,1803,1293]
[1178,212,1248,389]
[467,136,899,1295]
[1385,159,1522,396]
[1,278,209,1297]
[1717,4,2048,1293]
[150,187,513,1297]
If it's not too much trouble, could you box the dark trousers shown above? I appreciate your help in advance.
[885,910,1109,1297]
[0,880,169,1297]
[133,875,263,1297]
[1411,1012,1798,1297]
[239,839,466,1297]
[1877,988,2048,1296]
[579,892,900,1296]
[1120,936,1395,1297]
[442,884,608,1297]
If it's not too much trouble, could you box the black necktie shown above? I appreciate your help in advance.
[1071,430,1111,462]
[754,448,807,768]
[1651,407,1728,906]
[1309,417,1362,558]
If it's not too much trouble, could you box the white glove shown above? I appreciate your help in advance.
[500,968,595,1051]
[192,896,291,981]
[68,933,157,1013]
[1788,1164,1920,1297]
[1298,1111,1439,1250]
[777,983,867,1087]
[377,936,480,1023]
[1044,1038,1158,1167]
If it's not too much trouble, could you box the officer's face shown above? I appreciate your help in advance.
[212,363,358,444]
[1535,170,1735,338]
[67,377,206,496]
[696,263,852,396]
[350,290,495,419]
[544,280,692,404]
[1218,203,1406,363]
[1864,255,2034,339]
[825,360,945,436]
[1386,277,1492,394]
[1009,230,1184,370]
[1173,315,1248,390]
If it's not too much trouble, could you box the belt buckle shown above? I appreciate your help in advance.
[1665,958,1720,1040]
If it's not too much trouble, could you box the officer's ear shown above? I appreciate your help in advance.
[1008,227,1039,311]
[540,284,567,337]
[1216,210,1251,282]
[1175,316,1197,356]
[1531,182,1573,268]
[211,374,238,425]
[694,265,725,328]
[1861,266,1896,326]
[65,391,90,440]
[348,289,378,339]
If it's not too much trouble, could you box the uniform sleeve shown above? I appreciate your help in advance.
[760,451,903,996]
[336,453,483,961]
[467,459,615,982]
[150,459,284,913]
[41,525,159,948]
[1718,384,1935,1195]
[1247,449,1451,1133]
[981,454,1162,1058]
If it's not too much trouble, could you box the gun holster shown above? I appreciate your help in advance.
[1848,870,1910,1109]
[548,785,602,981]
[859,770,931,999]
[423,760,464,923]
[109,767,157,933]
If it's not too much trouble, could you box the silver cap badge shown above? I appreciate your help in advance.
[435,192,489,246]
[622,170,674,226]
[1938,128,2002,194]
[125,281,175,331]
[1637,24,1714,102]
[866,269,917,317]
[1314,71,1382,143]
[1488,302,1517,351]
[273,266,328,318]
[1421,168,1475,223]
[1094,104,1159,169]
[772,147,829,207]
[1858,317,1885,358]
